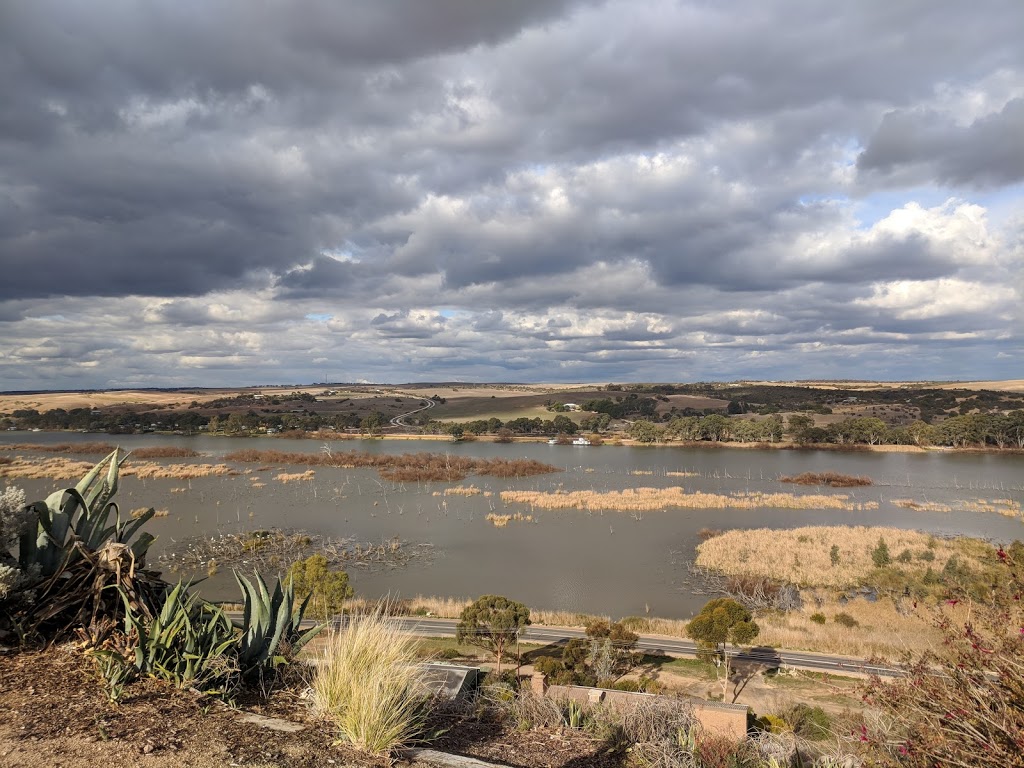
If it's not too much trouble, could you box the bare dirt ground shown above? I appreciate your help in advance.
[0,648,629,768]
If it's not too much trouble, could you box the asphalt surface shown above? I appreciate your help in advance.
[325,615,904,678]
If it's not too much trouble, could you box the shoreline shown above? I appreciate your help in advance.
[5,428,1013,455]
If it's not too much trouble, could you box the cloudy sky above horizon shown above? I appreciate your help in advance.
[1,0,1022,389]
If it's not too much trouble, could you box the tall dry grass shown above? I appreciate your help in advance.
[695,525,988,588]
[311,610,432,756]
[500,487,878,513]
[755,593,970,659]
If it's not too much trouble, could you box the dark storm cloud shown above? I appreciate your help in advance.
[0,0,1022,385]
[857,98,1024,187]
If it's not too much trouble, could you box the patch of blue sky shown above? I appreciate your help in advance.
[304,313,332,322]
[853,183,1024,229]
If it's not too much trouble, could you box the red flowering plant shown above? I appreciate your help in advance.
[859,541,1024,767]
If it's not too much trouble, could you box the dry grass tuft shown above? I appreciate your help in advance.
[312,610,431,756]
[500,486,878,513]
[780,471,872,487]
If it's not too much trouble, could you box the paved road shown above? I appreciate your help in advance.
[390,397,435,428]
[325,615,904,678]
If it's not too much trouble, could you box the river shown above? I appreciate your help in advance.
[2,432,1022,618]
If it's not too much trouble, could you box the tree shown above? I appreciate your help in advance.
[287,554,354,620]
[872,537,891,567]
[687,598,760,702]
[456,595,530,675]
[551,414,577,435]
[628,419,664,443]
[787,414,816,443]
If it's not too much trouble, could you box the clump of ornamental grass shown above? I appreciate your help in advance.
[311,609,433,756]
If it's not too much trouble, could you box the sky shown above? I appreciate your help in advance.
[1,0,1022,389]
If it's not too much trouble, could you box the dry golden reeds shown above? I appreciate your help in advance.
[780,471,872,487]
[276,470,315,483]
[444,486,481,496]
[131,446,202,459]
[499,486,878,513]
[893,497,1022,519]
[485,512,534,527]
[2,442,116,454]
[694,525,987,588]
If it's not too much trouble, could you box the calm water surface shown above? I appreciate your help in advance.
[3,433,1022,618]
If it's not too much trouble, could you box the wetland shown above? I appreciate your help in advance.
[2,431,1021,619]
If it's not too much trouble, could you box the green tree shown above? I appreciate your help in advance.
[687,598,760,702]
[551,414,577,435]
[872,537,891,567]
[627,419,664,443]
[455,595,530,675]
[287,555,354,620]
[787,414,816,442]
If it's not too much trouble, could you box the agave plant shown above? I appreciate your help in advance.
[11,449,163,644]
[19,449,155,577]
[234,571,325,678]
[122,580,238,692]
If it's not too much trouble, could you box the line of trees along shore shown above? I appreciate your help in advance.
[5,404,1024,450]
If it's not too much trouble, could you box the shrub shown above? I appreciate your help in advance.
[287,554,354,620]
[918,548,936,562]
[834,612,859,628]
[872,537,891,567]
[312,610,432,756]
[810,612,827,625]
[783,703,831,739]
[830,544,840,566]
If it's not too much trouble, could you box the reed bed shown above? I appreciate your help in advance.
[223,448,559,482]
[695,525,987,588]
[665,470,699,477]
[441,486,481,496]
[276,470,316,483]
[130,446,202,459]
[485,512,534,527]
[499,486,878,513]
[2,441,116,454]
[779,471,872,487]
[0,455,240,480]
[893,497,1022,519]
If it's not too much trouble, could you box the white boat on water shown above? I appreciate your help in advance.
[548,436,591,445]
